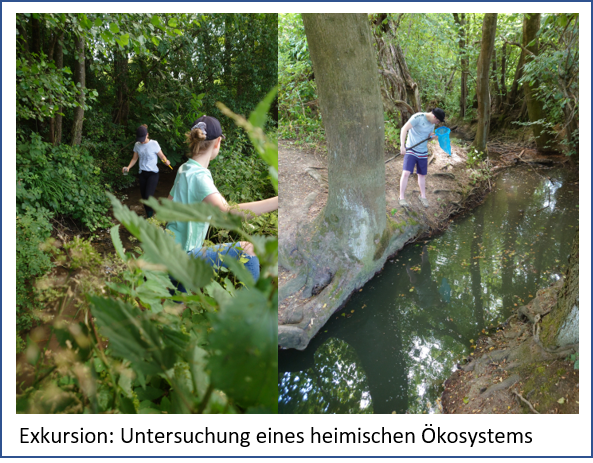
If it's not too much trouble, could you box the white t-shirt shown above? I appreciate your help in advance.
[406,113,435,157]
[134,140,161,173]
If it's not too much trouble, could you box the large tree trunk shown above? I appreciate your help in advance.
[71,33,85,146]
[278,14,424,350]
[540,229,579,349]
[473,13,497,154]
[373,15,421,126]
[303,13,386,261]
[522,13,554,153]
[453,13,468,119]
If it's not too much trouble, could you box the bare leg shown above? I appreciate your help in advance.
[418,174,427,198]
[400,170,411,200]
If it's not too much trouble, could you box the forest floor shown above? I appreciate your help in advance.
[278,124,577,414]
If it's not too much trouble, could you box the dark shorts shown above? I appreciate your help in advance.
[403,153,428,175]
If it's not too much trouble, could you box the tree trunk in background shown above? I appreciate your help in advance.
[500,42,507,102]
[540,229,579,349]
[303,13,386,262]
[522,13,554,153]
[505,46,525,114]
[71,33,85,146]
[453,13,468,119]
[54,30,64,145]
[491,47,501,113]
[113,49,130,126]
[373,14,421,126]
[473,13,497,154]
[31,16,41,56]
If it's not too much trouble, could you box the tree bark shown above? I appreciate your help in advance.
[491,47,501,113]
[522,13,554,153]
[500,42,507,102]
[540,229,579,348]
[71,33,85,146]
[303,13,386,261]
[473,13,497,154]
[113,49,130,126]
[373,15,421,126]
[54,30,64,145]
[453,13,468,118]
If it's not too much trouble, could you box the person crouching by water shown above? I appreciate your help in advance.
[123,124,171,218]
[166,116,278,283]
[398,108,445,208]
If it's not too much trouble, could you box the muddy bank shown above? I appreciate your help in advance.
[442,279,579,414]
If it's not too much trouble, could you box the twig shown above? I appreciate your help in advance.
[535,205,549,213]
[385,153,401,164]
[513,391,540,414]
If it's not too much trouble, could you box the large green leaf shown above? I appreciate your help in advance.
[207,289,278,411]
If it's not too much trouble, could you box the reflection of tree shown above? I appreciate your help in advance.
[278,338,373,414]
[470,205,486,331]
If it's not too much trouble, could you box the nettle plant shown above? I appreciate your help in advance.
[17,90,279,414]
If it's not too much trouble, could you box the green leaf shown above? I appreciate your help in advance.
[109,23,120,34]
[110,224,127,262]
[207,289,277,411]
[249,86,278,130]
[151,36,160,47]
[557,397,565,404]
[94,18,103,27]
[135,386,165,402]
[168,18,178,28]
[463,397,469,404]
[151,15,162,27]
[117,34,130,47]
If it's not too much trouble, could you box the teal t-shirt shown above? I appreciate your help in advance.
[166,159,219,252]
[406,112,435,156]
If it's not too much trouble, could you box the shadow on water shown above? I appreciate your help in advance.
[278,167,579,414]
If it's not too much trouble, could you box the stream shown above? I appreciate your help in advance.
[278,166,578,414]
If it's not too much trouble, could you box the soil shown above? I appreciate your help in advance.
[278,124,578,413]
[441,279,579,414]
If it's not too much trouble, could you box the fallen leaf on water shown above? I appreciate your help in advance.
[351,310,355,313]
[323,303,327,308]
[463,397,469,404]
[557,397,565,404]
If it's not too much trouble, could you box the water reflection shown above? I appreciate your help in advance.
[279,168,578,414]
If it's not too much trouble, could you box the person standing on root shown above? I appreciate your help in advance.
[123,124,171,218]
[166,116,278,283]
[398,108,445,208]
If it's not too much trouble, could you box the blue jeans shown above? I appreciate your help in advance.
[171,243,260,294]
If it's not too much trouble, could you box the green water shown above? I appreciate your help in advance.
[278,167,579,414]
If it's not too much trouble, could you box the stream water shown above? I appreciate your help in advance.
[278,166,579,414]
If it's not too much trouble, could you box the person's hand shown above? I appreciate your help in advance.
[165,159,171,167]
[400,145,406,156]
[122,166,128,174]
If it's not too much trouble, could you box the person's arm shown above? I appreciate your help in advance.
[124,152,139,173]
[400,121,413,155]
[156,150,171,167]
[203,193,278,220]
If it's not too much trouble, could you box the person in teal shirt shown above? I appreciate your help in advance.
[166,116,278,283]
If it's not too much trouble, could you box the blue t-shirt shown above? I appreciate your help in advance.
[406,113,434,157]
[134,140,161,173]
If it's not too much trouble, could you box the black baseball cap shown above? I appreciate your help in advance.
[190,116,225,140]
[136,125,148,143]
[432,108,446,123]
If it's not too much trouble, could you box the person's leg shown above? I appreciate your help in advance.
[399,170,411,200]
[416,157,428,201]
[192,242,260,282]
[139,171,148,206]
[142,172,159,218]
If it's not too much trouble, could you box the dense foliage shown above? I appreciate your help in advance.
[16,13,279,413]
[17,96,279,414]
[278,13,579,156]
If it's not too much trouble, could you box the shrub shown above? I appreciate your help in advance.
[16,132,112,231]
[16,207,54,351]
